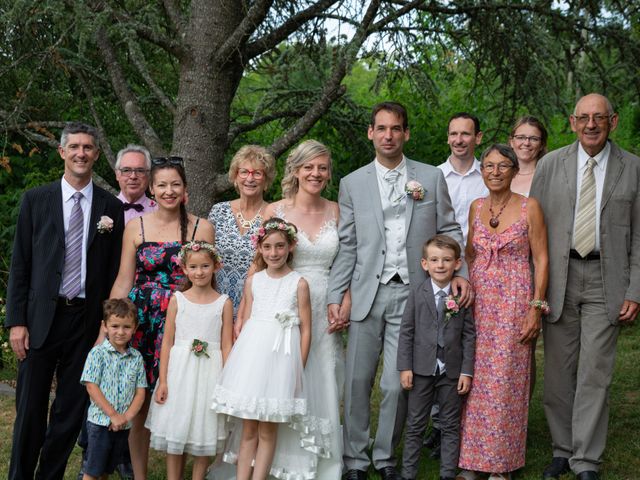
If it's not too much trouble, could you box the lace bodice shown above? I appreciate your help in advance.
[174,291,226,344]
[250,270,301,323]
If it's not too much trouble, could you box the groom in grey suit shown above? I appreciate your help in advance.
[327,102,467,480]
[530,93,640,480]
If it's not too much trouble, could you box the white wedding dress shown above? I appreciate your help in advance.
[270,209,344,479]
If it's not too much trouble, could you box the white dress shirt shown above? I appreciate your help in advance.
[374,157,410,284]
[59,178,93,298]
[438,157,488,245]
[572,142,610,252]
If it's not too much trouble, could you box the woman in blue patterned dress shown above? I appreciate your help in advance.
[110,157,215,479]
[207,145,276,322]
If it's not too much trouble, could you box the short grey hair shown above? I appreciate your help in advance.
[115,144,152,170]
[60,122,99,148]
[573,93,615,116]
[480,144,519,171]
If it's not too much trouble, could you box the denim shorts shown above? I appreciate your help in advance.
[83,421,130,476]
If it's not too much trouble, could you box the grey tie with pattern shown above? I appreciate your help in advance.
[436,290,447,348]
[384,169,402,203]
[574,158,597,257]
[62,192,84,299]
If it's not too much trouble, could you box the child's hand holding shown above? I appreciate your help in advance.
[457,375,472,395]
[400,370,413,390]
[109,413,128,431]
[155,382,168,404]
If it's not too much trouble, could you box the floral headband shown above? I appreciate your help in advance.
[250,219,297,248]
[178,241,223,267]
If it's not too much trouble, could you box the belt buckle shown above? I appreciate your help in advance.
[64,297,74,306]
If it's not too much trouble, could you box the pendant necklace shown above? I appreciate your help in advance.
[489,193,511,228]
[237,202,265,230]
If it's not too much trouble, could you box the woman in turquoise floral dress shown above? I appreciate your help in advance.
[110,157,214,480]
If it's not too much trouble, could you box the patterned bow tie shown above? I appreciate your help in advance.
[123,202,144,212]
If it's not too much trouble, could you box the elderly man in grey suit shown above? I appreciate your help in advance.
[327,101,468,480]
[530,93,640,480]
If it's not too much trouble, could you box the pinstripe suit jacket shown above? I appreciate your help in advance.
[6,180,124,348]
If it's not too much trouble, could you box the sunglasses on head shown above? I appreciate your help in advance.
[152,156,184,167]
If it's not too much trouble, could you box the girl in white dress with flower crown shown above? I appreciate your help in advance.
[211,218,312,480]
[263,140,347,480]
[146,241,233,480]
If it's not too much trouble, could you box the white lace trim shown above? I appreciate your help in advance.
[211,385,306,422]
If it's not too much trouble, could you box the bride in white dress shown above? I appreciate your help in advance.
[263,140,348,479]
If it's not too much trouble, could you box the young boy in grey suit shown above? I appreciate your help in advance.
[397,235,476,480]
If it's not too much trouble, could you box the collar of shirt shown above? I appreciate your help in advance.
[431,280,451,298]
[440,157,482,178]
[577,141,610,174]
[100,338,134,356]
[61,177,93,203]
[118,192,154,207]
[374,156,407,179]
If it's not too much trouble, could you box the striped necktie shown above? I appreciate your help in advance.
[574,158,597,257]
[62,192,84,299]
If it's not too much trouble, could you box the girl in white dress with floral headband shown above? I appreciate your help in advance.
[146,241,233,480]
[211,218,312,480]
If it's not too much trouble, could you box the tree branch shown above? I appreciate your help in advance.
[110,11,184,57]
[127,37,177,115]
[215,0,274,66]
[95,27,166,156]
[160,0,185,35]
[244,0,340,60]
[269,0,382,157]
[227,109,306,144]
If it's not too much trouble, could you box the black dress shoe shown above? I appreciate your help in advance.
[344,469,368,480]
[424,427,441,449]
[576,472,598,480]
[440,477,456,480]
[430,443,441,459]
[376,466,399,480]
[542,457,570,479]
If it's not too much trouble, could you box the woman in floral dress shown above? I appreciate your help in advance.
[110,157,214,479]
[457,144,548,480]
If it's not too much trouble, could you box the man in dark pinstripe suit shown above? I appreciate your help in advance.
[6,122,124,479]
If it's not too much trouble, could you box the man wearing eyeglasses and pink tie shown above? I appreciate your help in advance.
[115,145,158,225]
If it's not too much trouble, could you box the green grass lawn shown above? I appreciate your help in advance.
[0,324,638,479]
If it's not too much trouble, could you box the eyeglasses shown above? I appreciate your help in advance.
[237,168,265,179]
[572,114,611,125]
[481,163,513,173]
[118,167,150,177]
[512,134,542,144]
[152,156,184,167]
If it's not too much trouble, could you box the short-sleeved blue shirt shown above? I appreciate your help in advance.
[80,339,147,428]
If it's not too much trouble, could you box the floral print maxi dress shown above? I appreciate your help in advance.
[458,197,532,473]
[128,217,197,388]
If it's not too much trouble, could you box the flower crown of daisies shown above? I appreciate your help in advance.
[178,241,223,267]
[251,218,297,248]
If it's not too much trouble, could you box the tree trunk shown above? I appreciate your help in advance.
[173,0,245,217]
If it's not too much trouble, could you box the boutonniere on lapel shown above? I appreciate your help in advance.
[444,295,460,322]
[405,180,425,201]
[96,215,114,234]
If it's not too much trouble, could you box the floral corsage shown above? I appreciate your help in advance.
[444,295,461,322]
[529,299,550,315]
[405,180,425,201]
[96,215,114,234]
[191,339,210,358]
[273,310,300,355]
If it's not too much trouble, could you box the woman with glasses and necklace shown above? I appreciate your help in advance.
[509,116,548,196]
[110,156,215,479]
[456,145,548,480]
[207,145,276,323]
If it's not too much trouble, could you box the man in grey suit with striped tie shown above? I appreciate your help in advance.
[6,122,124,479]
[530,94,640,480]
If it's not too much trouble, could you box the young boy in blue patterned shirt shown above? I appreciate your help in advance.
[80,298,146,480]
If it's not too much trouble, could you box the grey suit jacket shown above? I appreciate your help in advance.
[327,158,464,321]
[530,140,640,324]
[396,278,475,379]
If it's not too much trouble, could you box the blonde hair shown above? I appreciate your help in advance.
[281,140,332,198]
[228,145,276,191]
